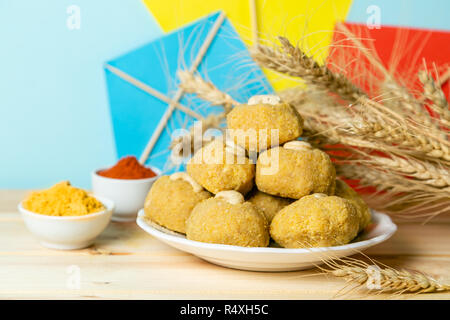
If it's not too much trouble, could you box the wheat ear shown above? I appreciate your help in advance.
[322,257,450,295]
[336,164,450,218]
[343,153,450,188]
[178,70,237,112]
[251,37,366,102]
[284,89,450,163]
[295,239,450,296]
[419,70,450,127]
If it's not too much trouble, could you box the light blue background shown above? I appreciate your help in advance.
[1,0,449,189]
[0,0,162,189]
[347,0,450,30]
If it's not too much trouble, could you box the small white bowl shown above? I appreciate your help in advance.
[137,209,397,272]
[19,196,114,250]
[92,166,160,222]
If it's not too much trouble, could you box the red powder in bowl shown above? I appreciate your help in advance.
[98,156,157,180]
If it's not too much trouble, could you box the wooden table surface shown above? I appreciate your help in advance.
[1,190,449,300]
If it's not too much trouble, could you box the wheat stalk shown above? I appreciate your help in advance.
[345,153,450,188]
[346,94,450,163]
[178,70,237,112]
[337,164,450,195]
[284,89,450,163]
[333,23,448,149]
[380,80,442,134]
[291,238,449,296]
[419,69,450,127]
[334,22,436,126]
[321,257,450,295]
[251,37,366,102]
[347,110,450,163]
[258,37,450,163]
[295,234,450,296]
[336,164,450,218]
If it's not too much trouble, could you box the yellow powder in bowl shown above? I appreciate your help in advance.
[23,181,105,216]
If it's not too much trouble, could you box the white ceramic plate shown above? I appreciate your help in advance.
[136,209,397,272]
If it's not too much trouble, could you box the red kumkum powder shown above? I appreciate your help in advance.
[98,156,157,180]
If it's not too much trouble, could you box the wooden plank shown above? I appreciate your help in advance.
[0,190,28,212]
[1,212,449,257]
[1,254,449,300]
[1,190,449,300]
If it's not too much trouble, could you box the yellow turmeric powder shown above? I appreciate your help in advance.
[23,181,105,216]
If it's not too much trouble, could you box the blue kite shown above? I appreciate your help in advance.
[104,11,273,173]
